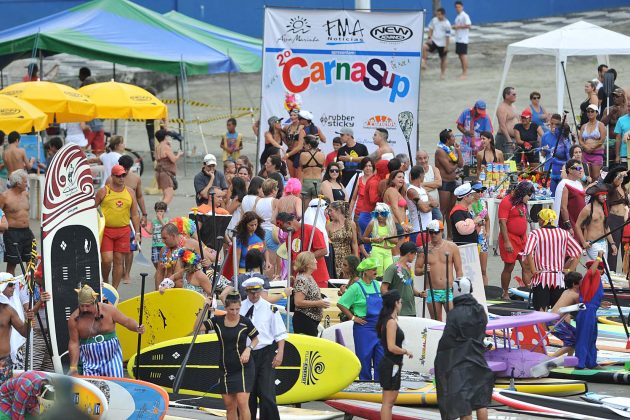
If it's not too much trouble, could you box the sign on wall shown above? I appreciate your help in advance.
[259,7,424,161]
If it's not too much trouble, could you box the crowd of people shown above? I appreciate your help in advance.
[0,49,628,419]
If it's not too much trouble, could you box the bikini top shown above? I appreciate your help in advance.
[481,149,497,165]
[302,151,323,169]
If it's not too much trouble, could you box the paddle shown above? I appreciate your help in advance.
[601,254,630,349]
[13,242,33,370]
[134,273,148,380]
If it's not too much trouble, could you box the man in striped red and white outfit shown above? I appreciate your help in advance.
[522,208,582,311]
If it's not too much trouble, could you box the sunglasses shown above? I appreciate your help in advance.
[372,211,390,218]
[570,166,583,171]
[429,230,442,235]
[113,173,127,178]
[531,96,540,100]
[586,109,597,113]
[329,169,339,173]
[6,282,14,288]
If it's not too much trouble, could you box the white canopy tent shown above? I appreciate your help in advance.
[495,21,630,117]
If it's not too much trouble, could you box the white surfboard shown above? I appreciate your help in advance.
[320,316,444,375]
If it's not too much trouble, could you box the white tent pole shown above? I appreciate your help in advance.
[493,53,513,126]
[555,54,565,116]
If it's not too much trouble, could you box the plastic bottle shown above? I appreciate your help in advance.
[479,165,487,184]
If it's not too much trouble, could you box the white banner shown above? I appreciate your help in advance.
[259,8,424,164]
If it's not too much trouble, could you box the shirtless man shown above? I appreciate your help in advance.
[3,132,34,175]
[435,129,463,238]
[416,150,443,221]
[496,87,519,156]
[299,135,325,202]
[0,286,32,383]
[574,183,617,260]
[67,285,144,377]
[548,271,581,358]
[415,220,463,321]
[0,170,33,275]
[155,223,215,290]
[370,129,394,160]
[105,155,148,285]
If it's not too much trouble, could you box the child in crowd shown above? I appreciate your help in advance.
[548,271,581,357]
[362,202,397,278]
[325,136,343,167]
[149,201,168,269]
[220,118,242,162]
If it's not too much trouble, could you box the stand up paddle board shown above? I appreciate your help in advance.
[42,144,101,374]
[82,376,169,419]
[549,365,630,384]
[320,316,443,375]
[178,405,342,419]
[128,333,360,405]
[117,288,206,361]
[325,400,442,420]
[102,282,119,306]
[582,392,630,414]
[16,370,108,418]
[493,389,627,419]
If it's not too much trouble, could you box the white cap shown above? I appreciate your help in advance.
[454,182,473,199]
[242,277,265,290]
[453,277,473,298]
[298,110,314,121]
[203,154,217,165]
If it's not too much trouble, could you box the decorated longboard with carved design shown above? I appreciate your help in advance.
[127,333,359,404]
[42,143,102,374]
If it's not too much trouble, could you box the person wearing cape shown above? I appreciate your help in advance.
[575,256,611,369]
[434,277,493,420]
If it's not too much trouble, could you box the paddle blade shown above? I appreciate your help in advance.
[134,249,152,267]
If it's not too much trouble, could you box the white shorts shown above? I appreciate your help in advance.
[585,239,607,260]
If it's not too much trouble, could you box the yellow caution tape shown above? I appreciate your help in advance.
[161,98,259,112]
[126,110,252,125]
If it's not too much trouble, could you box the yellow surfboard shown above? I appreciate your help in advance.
[117,288,206,361]
[128,333,360,405]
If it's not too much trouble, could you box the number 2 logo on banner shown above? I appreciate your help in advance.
[277,50,291,66]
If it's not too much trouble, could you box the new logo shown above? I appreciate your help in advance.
[370,25,413,42]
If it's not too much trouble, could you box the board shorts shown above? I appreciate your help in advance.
[427,41,447,58]
[585,239,607,260]
[548,320,576,348]
[378,357,402,391]
[0,355,12,385]
[80,332,124,378]
[438,180,457,193]
[3,227,34,265]
[301,178,321,200]
[426,288,454,304]
[85,129,105,154]
[102,225,131,253]
[582,151,604,166]
[532,284,564,311]
[130,228,138,252]
[151,246,163,264]
[455,42,468,55]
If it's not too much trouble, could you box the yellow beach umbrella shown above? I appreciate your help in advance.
[0,81,96,123]
[0,95,49,133]
[79,81,168,120]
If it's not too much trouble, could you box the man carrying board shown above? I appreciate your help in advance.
[67,285,145,377]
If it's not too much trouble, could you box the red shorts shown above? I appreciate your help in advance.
[85,129,105,154]
[102,226,131,253]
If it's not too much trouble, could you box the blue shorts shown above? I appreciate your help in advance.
[264,229,280,252]
[130,229,138,252]
[426,288,453,304]
[152,246,163,264]
[548,320,576,348]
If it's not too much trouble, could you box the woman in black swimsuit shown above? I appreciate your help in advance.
[299,135,325,200]
[476,131,504,175]
[604,167,630,271]
[321,162,346,202]
[283,109,303,178]
[208,291,259,420]
[579,80,599,128]
[377,290,413,419]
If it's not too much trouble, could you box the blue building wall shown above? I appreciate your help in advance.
[1,0,627,38]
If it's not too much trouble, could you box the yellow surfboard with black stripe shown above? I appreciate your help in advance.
[128,333,360,405]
